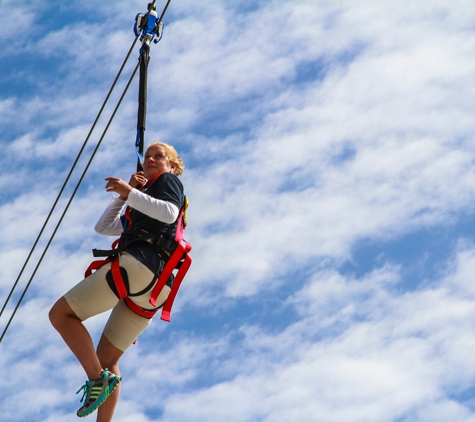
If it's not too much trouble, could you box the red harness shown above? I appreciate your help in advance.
[85,202,192,322]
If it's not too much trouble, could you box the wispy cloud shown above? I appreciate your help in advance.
[2,1,475,421]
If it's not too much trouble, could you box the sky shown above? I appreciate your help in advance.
[2,0,475,421]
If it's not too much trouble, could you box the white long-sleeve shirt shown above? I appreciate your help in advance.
[94,188,179,236]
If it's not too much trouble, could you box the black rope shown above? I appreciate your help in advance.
[0,61,141,344]
[0,36,139,321]
[156,0,172,29]
[0,0,173,344]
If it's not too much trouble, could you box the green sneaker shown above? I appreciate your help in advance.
[76,369,121,418]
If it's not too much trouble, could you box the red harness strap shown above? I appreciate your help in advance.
[85,258,112,278]
[85,256,127,299]
[85,238,128,299]
[111,258,128,299]
[149,204,192,321]
[123,296,157,319]
[85,205,192,322]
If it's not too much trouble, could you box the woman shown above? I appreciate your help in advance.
[49,142,185,421]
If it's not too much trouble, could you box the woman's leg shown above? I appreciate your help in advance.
[50,263,120,379]
[94,298,154,421]
[95,334,124,422]
[49,297,103,379]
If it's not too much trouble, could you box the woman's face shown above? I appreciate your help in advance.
[143,145,176,180]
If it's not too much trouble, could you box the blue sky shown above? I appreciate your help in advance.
[2,0,475,421]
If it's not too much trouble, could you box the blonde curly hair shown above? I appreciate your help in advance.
[146,142,185,177]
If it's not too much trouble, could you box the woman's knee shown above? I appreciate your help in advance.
[49,297,77,328]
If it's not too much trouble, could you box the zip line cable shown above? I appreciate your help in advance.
[0,0,173,343]
[0,36,140,322]
[0,61,140,344]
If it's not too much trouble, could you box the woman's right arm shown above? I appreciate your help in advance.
[94,196,127,236]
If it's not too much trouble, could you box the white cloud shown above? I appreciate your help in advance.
[3,1,475,421]
[145,244,475,422]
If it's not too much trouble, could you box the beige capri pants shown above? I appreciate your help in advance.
[64,252,170,352]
